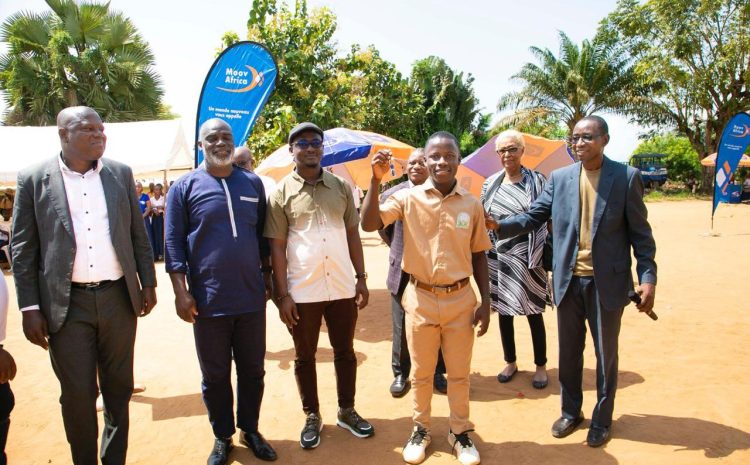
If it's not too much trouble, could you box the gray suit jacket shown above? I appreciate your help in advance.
[497,156,657,311]
[11,156,156,333]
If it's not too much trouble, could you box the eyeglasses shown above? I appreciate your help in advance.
[568,134,602,145]
[496,147,520,155]
[292,139,323,149]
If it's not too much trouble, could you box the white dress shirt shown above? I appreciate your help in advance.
[20,156,124,312]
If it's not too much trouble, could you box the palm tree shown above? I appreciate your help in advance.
[411,56,481,142]
[497,31,644,136]
[0,0,167,125]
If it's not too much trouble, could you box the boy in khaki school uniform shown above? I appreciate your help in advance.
[361,131,491,465]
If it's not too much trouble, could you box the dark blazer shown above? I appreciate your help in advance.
[497,156,657,311]
[11,156,156,333]
[378,181,410,296]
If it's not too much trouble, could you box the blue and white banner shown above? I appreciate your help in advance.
[713,112,750,216]
[195,41,278,166]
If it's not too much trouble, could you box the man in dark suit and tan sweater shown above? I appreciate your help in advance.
[491,115,656,448]
[11,106,156,465]
[378,148,447,398]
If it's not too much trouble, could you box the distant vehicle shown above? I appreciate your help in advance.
[629,153,668,188]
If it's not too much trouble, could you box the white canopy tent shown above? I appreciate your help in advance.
[0,119,194,186]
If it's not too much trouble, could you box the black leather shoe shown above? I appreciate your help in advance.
[551,413,584,438]
[208,437,233,465]
[586,425,611,447]
[241,431,277,461]
[390,375,411,398]
[434,373,448,394]
[497,367,518,383]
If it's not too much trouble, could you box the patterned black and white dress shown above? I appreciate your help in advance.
[481,167,549,316]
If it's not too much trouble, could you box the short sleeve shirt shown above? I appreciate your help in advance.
[264,169,359,303]
[380,179,492,286]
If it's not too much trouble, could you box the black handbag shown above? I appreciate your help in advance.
[542,234,553,272]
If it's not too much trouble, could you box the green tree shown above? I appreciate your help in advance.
[489,114,568,140]
[600,0,750,158]
[0,0,168,125]
[243,0,349,156]
[632,133,701,182]
[410,56,481,143]
[497,31,644,136]
[335,44,423,146]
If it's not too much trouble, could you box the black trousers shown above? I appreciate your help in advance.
[391,293,446,378]
[557,276,623,428]
[48,279,136,465]
[0,382,14,465]
[498,313,547,367]
[193,310,266,439]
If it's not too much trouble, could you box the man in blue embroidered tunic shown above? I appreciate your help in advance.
[165,118,277,464]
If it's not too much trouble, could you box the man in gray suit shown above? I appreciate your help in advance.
[489,115,656,447]
[11,106,157,465]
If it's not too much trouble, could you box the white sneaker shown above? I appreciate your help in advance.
[448,431,480,465]
[403,426,431,464]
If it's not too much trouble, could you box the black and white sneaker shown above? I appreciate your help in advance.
[336,407,374,438]
[403,426,431,464]
[448,430,480,465]
[300,412,323,449]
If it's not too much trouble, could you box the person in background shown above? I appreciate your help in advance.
[0,190,13,222]
[0,276,17,465]
[149,184,165,261]
[742,173,750,201]
[232,146,254,171]
[233,147,277,196]
[481,130,549,390]
[135,182,153,250]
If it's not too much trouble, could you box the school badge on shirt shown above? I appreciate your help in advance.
[456,212,470,229]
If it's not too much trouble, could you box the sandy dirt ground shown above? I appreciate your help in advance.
[4,199,750,465]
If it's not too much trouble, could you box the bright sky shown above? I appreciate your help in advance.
[0,0,645,160]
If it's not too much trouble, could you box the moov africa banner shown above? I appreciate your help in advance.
[712,111,750,217]
[195,41,278,166]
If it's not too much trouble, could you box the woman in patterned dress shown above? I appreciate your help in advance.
[481,130,549,389]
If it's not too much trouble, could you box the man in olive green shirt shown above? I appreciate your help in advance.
[264,122,374,451]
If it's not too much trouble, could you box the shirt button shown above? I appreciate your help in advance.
[89,246,92,249]
[83,193,87,196]
[88,228,91,231]
[85,211,89,214]
[90,265,93,268]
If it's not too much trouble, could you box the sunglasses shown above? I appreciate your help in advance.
[292,139,324,149]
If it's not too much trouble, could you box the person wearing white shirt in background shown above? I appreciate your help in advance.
[0,276,17,465]
[233,146,278,196]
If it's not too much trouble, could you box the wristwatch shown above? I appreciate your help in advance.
[355,272,368,280]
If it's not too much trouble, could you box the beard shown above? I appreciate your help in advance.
[205,152,233,169]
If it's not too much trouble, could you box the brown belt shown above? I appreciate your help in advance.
[409,276,470,294]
